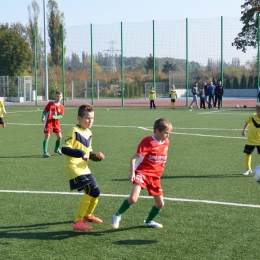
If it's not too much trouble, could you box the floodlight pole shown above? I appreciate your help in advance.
[43,0,48,101]
[258,14,260,102]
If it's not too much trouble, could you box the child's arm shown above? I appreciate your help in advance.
[89,151,105,161]
[41,110,47,122]
[242,123,249,137]
[3,106,6,114]
[129,153,141,182]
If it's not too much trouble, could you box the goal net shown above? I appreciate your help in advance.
[144,82,166,99]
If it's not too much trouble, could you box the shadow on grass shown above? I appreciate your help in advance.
[113,239,157,245]
[0,155,47,158]
[0,222,145,241]
[112,174,243,182]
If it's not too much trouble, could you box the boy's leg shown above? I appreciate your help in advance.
[74,194,91,223]
[111,184,141,229]
[246,154,252,170]
[145,195,164,226]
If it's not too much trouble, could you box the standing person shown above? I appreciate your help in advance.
[61,104,105,231]
[199,88,206,109]
[242,104,260,176]
[41,91,64,158]
[206,81,215,109]
[214,80,224,109]
[189,82,200,109]
[203,81,209,107]
[170,85,177,109]
[111,118,172,229]
[149,86,156,109]
[0,100,6,128]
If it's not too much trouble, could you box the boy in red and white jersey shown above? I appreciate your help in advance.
[111,118,172,229]
[41,91,64,158]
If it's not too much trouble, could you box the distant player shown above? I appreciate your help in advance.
[0,100,6,128]
[242,103,260,176]
[111,118,172,229]
[170,85,177,109]
[41,91,64,158]
[149,86,156,109]
[62,104,105,231]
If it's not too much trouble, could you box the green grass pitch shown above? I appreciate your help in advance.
[1,105,260,259]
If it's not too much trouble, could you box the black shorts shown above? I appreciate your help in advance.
[69,174,98,192]
[243,145,260,154]
[171,99,176,102]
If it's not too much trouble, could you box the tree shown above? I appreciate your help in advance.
[240,74,247,88]
[233,77,239,89]
[27,0,43,69]
[232,0,260,53]
[248,75,254,88]
[47,0,65,66]
[144,54,158,73]
[162,61,174,74]
[0,24,33,76]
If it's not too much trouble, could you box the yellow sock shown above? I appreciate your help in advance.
[74,194,91,223]
[246,154,251,170]
[85,197,98,217]
[173,102,175,108]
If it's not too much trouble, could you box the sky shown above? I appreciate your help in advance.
[1,0,253,66]
[1,0,245,26]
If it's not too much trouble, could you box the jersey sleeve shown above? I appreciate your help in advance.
[136,137,151,156]
[63,128,75,149]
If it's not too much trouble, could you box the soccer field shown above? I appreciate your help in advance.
[1,106,260,260]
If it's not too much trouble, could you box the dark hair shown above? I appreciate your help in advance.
[78,104,94,117]
[153,118,172,133]
[55,91,62,95]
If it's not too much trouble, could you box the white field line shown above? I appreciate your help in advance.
[0,189,259,209]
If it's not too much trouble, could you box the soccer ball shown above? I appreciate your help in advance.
[253,165,260,183]
[235,105,239,108]
[240,105,244,108]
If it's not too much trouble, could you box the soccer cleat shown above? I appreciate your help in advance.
[43,152,50,158]
[144,220,163,228]
[242,169,252,176]
[111,214,121,229]
[73,219,92,231]
[2,123,6,128]
[83,214,103,223]
[54,149,63,155]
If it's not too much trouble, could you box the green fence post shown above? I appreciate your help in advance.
[61,25,65,106]
[186,18,189,107]
[34,27,38,106]
[91,24,94,106]
[153,20,156,91]
[256,14,260,102]
[121,22,124,107]
[221,16,224,107]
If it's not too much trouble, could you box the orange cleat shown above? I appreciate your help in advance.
[73,219,92,231]
[83,214,103,223]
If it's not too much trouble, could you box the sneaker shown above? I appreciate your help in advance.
[197,106,200,109]
[2,123,6,128]
[189,106,192,109]
[144,220,163,228]
[43,152,50,158]
[54,149,63,155]
[242,169,252,176]
[83,214,103,223]
[73,219,92,231]
[111,214,121,229]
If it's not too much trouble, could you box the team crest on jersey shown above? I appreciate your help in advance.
[164,147,168,153]
[58,108,61,113]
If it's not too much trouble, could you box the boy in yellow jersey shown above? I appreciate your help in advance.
[0,101,7,128]
[149,86,156,109]
[170,85,177,109]
[242,103,260,176]
[61,104,105,231]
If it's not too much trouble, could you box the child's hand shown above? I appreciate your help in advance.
[41,118,45,123]
[96,152,105,160]
[82,154,89,161]
[128,172,135,182]
[242,130,246,137]
[4,112,6,115]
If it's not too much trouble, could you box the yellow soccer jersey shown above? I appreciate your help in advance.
[170,90,177,99]
[246,113,260,145]
[0,101,5,117]
[149,91,156,100]
[62,125,93,179]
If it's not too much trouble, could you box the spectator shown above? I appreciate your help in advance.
[189,82,200,109]
[214,80,224,109]
[206,81,215,109]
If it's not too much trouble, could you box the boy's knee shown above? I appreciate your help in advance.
[155,201,164,209]
[128,197,138,204]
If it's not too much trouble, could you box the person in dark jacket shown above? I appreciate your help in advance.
[214,81,224,109]
[206,81,215,109]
